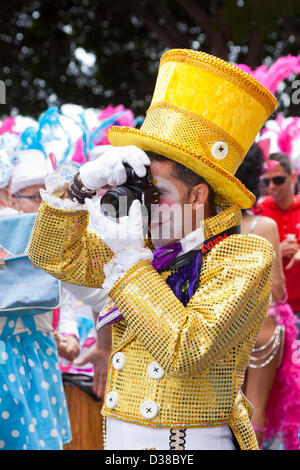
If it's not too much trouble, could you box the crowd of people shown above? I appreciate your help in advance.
[0,48,300,451]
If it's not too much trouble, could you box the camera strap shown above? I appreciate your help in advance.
[166,224,241,270]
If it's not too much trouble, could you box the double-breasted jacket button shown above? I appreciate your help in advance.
[112,352,126,370]
[147,361,165,379]
[140,400,158,420]
[106,391,118,409]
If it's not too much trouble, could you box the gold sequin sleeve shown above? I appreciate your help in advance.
[109,234,275,376]
[28,201,113,287]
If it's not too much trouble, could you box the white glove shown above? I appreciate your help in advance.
[85,198,153,290]
[80,145,150,191]
[85,198,147,253]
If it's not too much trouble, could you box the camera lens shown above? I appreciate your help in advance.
[100,186,138,218]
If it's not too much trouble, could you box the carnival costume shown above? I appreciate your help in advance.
[249,115,300,450]
[0,149,72,450]
[28,49,277,450]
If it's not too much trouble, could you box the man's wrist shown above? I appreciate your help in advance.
[102,248,153,292]
[67,172,97,204]
[61,332,79,341]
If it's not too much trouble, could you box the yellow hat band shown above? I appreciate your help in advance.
[141,101,245,175]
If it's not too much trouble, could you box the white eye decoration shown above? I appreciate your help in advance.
[211,141,228,160]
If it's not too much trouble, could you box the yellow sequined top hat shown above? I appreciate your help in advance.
[108,49,277,209]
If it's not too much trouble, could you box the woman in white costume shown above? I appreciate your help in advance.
[0,149,73,450]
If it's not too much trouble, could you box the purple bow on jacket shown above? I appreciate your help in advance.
[97,242,203,328]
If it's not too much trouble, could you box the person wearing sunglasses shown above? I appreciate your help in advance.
[254,152,300,326]
[236,144,300,450]
[10,149,46,213]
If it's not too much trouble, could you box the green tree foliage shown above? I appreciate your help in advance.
[0,0,299,118]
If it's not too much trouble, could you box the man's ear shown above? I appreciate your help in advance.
[187,183,210,206]
[186,183,209,232]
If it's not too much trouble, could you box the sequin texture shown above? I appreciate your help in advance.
[28,202,275,450]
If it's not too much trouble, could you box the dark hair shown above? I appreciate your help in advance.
[235,143,263,201]
[268,152,292,175]
[147,152,216,214]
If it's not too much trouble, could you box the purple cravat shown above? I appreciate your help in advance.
[97,241,202,329]
[152,242,182,271]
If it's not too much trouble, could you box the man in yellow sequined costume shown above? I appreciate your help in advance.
[28,49,277,450]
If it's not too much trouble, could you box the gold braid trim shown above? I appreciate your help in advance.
[169,429,187,450]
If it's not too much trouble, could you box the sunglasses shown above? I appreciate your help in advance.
[12,193,42,201]
[262,176,288,187]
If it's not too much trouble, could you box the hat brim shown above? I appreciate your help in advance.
[108,126,255,209]
[10,176,47,195]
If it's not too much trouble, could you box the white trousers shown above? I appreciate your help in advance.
[106,418,236,450]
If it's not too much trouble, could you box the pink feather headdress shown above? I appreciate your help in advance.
[71,104,134,164]
[237,54,300,94]
[258,114,300,174]
[237,55,300,174]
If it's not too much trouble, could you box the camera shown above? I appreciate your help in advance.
[100,163,159,223]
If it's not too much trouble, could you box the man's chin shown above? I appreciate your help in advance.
[270,193,281,204]
[151,238,176,248]
[149,220,183,247]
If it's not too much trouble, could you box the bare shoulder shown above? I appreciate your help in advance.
[255,215,277,230]
[254,215,279,241]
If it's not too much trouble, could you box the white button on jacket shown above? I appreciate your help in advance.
[140,400,158,420]
[106,391,118,409]
[112,352,126,370]
[147,361,165,379]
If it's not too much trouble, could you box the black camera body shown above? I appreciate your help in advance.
[100,164,159,222]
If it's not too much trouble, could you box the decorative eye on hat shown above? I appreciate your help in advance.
[211,141,228,160]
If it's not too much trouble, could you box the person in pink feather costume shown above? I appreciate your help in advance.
[237,142,300,450]
[71,104,134,164]
[237,54,300,95]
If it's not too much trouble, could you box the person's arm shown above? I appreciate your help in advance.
[243,315,283,448]
[56,285,80,338]
[28,145,151,287]
[107,234,275,376]
[240,216,286,447]
[28,200,113,288]
[73,311,112,398]
[254,217,286,302]
[54,285,80,362]
[62,282,108,312]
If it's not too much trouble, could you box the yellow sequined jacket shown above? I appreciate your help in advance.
[28,201,275,450]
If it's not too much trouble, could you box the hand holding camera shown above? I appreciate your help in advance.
[80,146,157,288]
[85,197,154,291]
[85,198,146,254]
[79,145,151,191]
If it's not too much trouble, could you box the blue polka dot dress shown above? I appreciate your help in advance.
[0,316,72,450]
